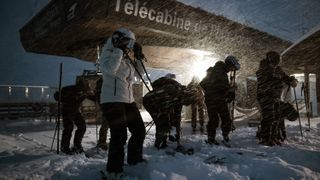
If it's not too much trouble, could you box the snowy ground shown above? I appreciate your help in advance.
[0,111,320,180]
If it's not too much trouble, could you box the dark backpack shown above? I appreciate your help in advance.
[280,102,298,121]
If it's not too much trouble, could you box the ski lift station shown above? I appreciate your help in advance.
[19,0,320,117]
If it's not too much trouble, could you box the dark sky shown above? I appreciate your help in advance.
[0,0,319,87]
[0,0,95,87]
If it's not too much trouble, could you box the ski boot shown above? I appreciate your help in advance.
[200,126,204,134]
[97,142,108,151]
[61,147,73,155]
[223,135,230,142]
[206,138,220,145]
[71,145,84,154]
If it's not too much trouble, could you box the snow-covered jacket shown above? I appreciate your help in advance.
[100,38,143,104]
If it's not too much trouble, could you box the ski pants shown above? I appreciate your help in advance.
[258,98,281,141]
[191,100,205,129]
[101,102,145,173]
[61,111,86,149]
[205,101,231,139]
[145,103,182,148]
[98,113,109,144]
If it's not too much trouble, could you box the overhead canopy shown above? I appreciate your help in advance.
[20,0,290,77]
[281,25,320,74]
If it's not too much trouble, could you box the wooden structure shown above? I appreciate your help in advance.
[20,0,291,77]
[281,25,320,74]
[281,26,320,118]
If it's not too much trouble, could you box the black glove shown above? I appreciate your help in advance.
[133,42,145,60]
[289,76,298,87]
[225,90,235,103]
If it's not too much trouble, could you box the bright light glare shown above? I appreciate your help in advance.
[191,59,215,80]
[189,49,217,80]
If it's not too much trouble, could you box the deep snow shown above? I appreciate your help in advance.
[0,111,319,180]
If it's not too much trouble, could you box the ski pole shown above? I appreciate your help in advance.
[145,121,155,135]
[50,118,58,151]
[122,51,156,135]
[145,120,154,128]
[95,109,99,154]
[230,70,236,132]
[293,87,303,137]
[95,46,100,154]
[140,56,153,89]
[304,72,312,131]
[124,51,151,91]
[56,63,63,154]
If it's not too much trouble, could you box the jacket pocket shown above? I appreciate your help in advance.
[114,78,117,96]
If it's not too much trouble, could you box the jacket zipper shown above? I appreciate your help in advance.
[114,78,117,96]
[127,60,132,102]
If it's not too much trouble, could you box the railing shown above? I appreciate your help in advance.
[0,102,57,119]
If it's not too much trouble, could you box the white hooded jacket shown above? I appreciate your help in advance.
[100,38,143,104]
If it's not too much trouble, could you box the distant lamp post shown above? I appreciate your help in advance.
[25,87,29,99]
[8,86,12,102]
[41,88,45,101]
[8,86,12,96]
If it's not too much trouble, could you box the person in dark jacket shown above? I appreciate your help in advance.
[256,101,298,141]
[54,80,93,154]
[256,51,297,146]
[187,76,205,133]
[200,56,240,145]
[143,75,192,149]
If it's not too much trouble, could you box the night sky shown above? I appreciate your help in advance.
[0,0,95,87]
[0,0,319,87]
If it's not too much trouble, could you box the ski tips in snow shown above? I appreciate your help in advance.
[204,155,226,164]
[164,145,194,156]
[221,140,232,148]
[205,140,220,146]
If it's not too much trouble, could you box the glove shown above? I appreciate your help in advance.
[225,89,235,103]
[289,76,298,87]
[133,42,145,60]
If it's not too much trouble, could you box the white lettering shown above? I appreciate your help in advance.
[134,0,139,16]
[176,17,184,29]
[164,9,172,25]
[156,11,164,23]
[172,12,177,26]
[148,9,156,21]
[139,3,148,18]
[67,3,77,21]
[184,20,191,30]
[124,1,134,15]
[194,21,201,32]
[113,0,207,33]
[116,0,121,12]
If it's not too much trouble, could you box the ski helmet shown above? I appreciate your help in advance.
[266,51,280,66]
[112,28,136,49]
[165,73,176,79]
[225,55,240,70]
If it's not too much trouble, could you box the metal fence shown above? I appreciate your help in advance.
[0,85,58,119]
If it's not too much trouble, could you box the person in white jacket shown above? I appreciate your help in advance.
[99,28,146,177]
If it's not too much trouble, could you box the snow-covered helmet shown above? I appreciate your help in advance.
[266,51,280,66]
[225,55,240,70]
[112,28,136,50]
